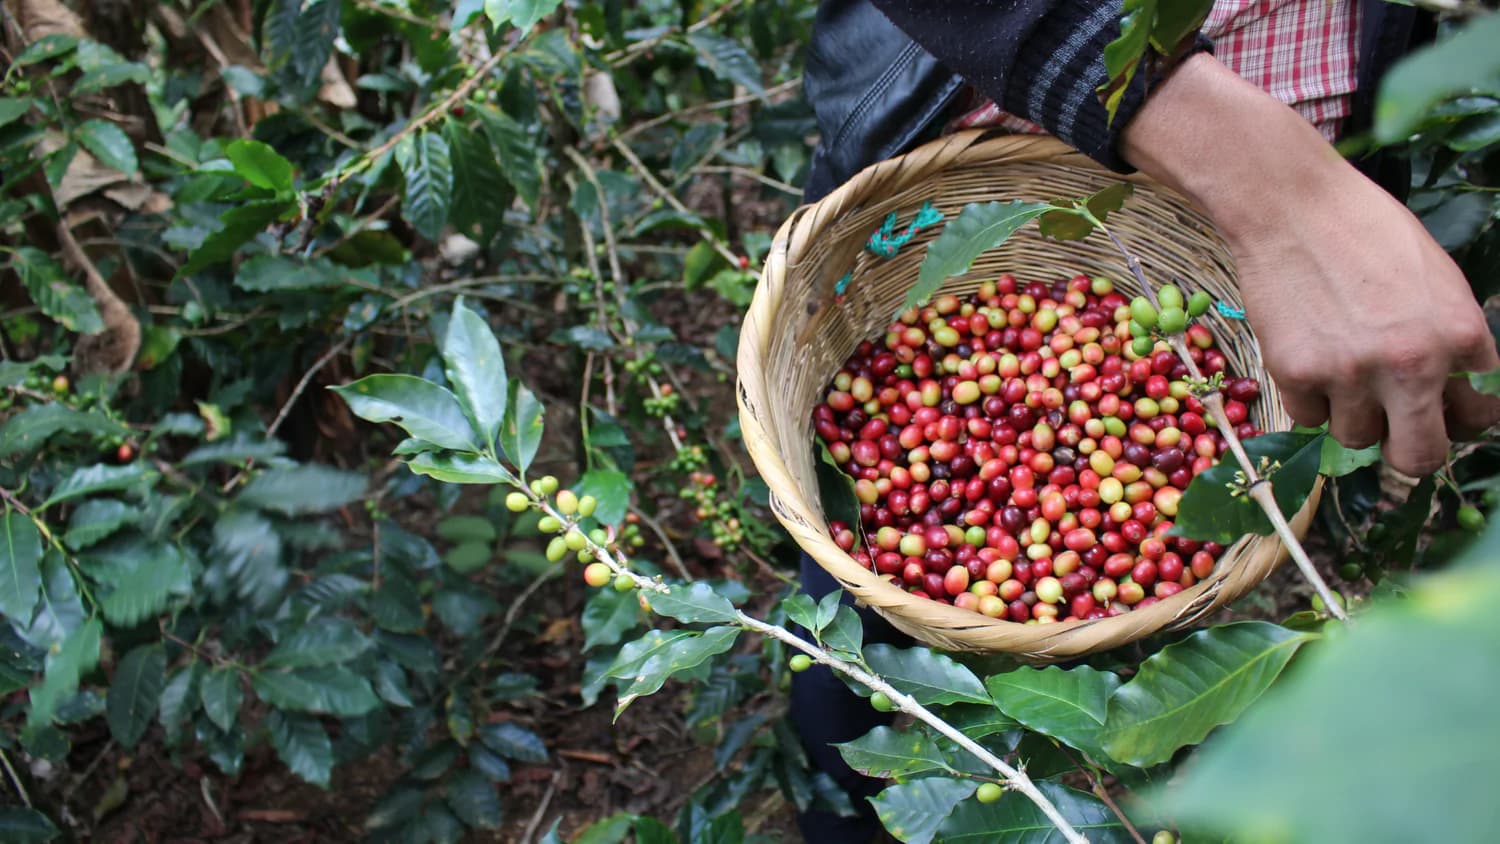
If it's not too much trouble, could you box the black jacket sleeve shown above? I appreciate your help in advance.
[867,0,1206,171]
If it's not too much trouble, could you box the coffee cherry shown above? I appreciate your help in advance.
[564,528,588,551]
[1129,297,1158,329]
[1187,290,1212,317]
[539,475,560,495]
[1157,285,1183,312]
[1153,832,1177,844]
[1157,308,1186,335]
[538,515,563,534]
[583,562,612,588]
[1458,505,1485,532]
[870,692,896,712]
[613,573,636,592]
[975,783,1004,803]
[578,495,598,518]
[505,492,531,512]
[116,443,135,463]
[1131,336,1154,358]
[789,654,813,672]
[51,375,69,394]
[545,536,568,562]
[556,490,579,515]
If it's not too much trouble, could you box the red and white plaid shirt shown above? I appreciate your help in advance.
[950,0,1361,142]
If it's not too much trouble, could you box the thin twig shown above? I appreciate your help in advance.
[605,135,741,267]
[265,336,352,440]
[614,77,802,143]
[518,770,563,844]
[604,0,747,67]
[1090,781,1147,844]
[628,505,693,581]
[0,747,30,808]
[452,565,560,689]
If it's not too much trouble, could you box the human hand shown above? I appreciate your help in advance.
[1121,55,1500,475]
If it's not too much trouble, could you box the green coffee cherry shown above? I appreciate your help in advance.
[1158,284,1184,311]
[505,492,530,513]
[1157,307,1187,334]
[1338,562,1364,581]
[564,528,588,551]
[870,692,896,712]
[789,654,813,673]
[1187,290,1213,317]
[976,783,1004,804]
[577,549,594,564]
[578,495,598,518]
[539,475,560,495]
[1131,336,1155,358]
[1458,505,1486,532]
[1152,832,1177,844]
[556,490,579,516]
[589,528,609,546]
[613,573,635,592]
[545,536,568,562]
[537,515,563,534]
[1129,296,1158,329]
[1128,319,1150,339]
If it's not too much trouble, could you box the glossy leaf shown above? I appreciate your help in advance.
[106,645,165,747]
[240,464,367,515]
[0,404,122,458]
[1148,0,1214,54]
[443,118,514,239]
[478,721,548,763]
[499,380,544,475]
[609,626,741,716]
[180,199,293,275]
[225,139,294,193]
[76,118,137,174]
[211,510,287,611]
[234,255,341,291]
[267,710,333,788]
[252,666,381,717]
[1098,0,1155,123]
[200,667,243,733]
[0,97,33,130]
[1470,368,1500,397]
[582,587,641,651]
[937,780,1130,843]
[157,663,201,744]
[63,499,136,550]
[11,247,105,334]
[822,605,865,658]
[15,552,86,651]
[1320,436,1381,476]
[396,131,453,241]
[44,463,152,508]
[442,298,509,452]
[484,0,562,32]
[835,726,954,779]
[1038,183,1134,241]
[29,617,102,728]
[686,31,764,96]
[1170,431,1324,543]
[1375,14,1500,144]
[1,509,43,621]
[446,768,503,828]
[871,777,976,844]
[86,542,190,627]
[476,106,540,211]
[912,202,1052,310]
[986,665,1121,762]
[1101,621,1315,767]
[406,451,516,484]
[333,374,477,452]
[863,645,991,707]
[0,807,59,843]
[264,617,372,668]
[573,468,631,525]
[648,581,740,625]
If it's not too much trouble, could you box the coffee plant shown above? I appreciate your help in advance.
[1,0,1498,842]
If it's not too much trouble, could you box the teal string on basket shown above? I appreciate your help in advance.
[837,203,945,298]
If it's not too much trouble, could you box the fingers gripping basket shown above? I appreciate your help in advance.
[736,132,1319,661]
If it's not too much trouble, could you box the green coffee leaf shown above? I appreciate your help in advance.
[822,605,864,658]
[441,298,509,452]
[476,106,541,211]
[1320,436,1382,477]
[225,138,295,193]
[443,118,514,240]
[478,721,548,763]
[44,463,153,508]
[572,469,631,525]
[180,199,294,275]
[0,807,59,843]
[1,509,43,621]
[609,626,741,717]
[685,31,764,96]
[267,710,334,788]
[835,726,954,779]
[106,645,165,747]
[200,667,243,733]
[1375,14,1500,144]
[446,768,503,828]
[780,594,820,636]
[0,97,31,130]
[986,665,1121,762]
[435,515,496,543]
[63,499,137,550]
[10,247,105,334]
[484,0,563,32]
[871,777,976,844]
[937,780,1131,843]
[76,118,137,175]
[582,587,641,651]
[158,663,202,744]
[0,405,125,459]
[1101,621,1315,767]
[406,451,516,484]
[333,374,478,452]
[499,380,544,475]
[649,581,740,625]
[84,541,190,627]
[264,617,372,669]
[234,255,341,291]
[912,201,1052,311]
[240,464,368,515]
[16,553,86,651]
[863,645,991,707]
[396,131,453,241]
[1171,430,1324,543]
[211,509,287,611]
[252,666,380,717]
[1099,0,1155,123]
[263,0,338,90]
[1470,368,1500,397]
[29,617,102,729]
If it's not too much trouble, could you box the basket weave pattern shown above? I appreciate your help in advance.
[737,133,1317,661]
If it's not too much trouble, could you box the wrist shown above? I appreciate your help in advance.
[1119,54,1356,247]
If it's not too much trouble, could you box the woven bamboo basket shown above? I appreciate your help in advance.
[736,132,1319,661]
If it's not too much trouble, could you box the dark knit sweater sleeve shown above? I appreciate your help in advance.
[868,0,1207,171]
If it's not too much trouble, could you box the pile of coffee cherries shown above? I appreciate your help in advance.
[815,274,1262,624]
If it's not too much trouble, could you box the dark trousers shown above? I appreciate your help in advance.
[788,552,913,843]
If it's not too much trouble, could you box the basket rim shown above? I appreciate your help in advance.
[736,131,1312,658]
